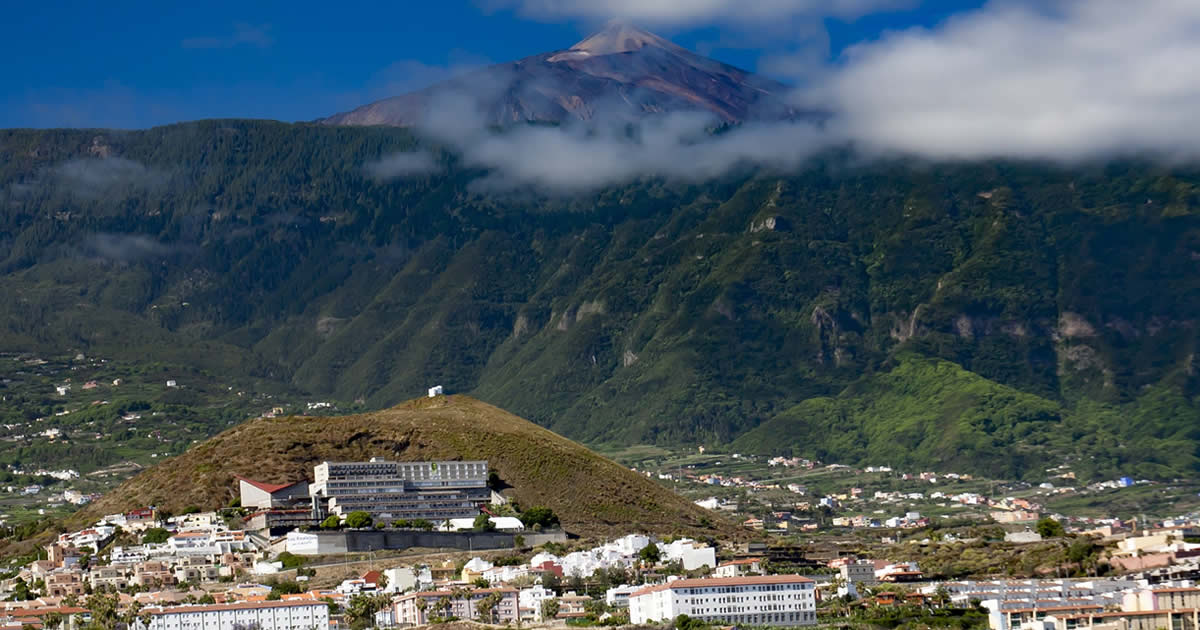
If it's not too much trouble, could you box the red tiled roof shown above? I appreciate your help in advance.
[632,574,813,598]
[8,607,90,617]
[236,476,305,494]
[361,571,382,585]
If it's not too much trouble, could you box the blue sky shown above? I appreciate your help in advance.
[1,0,986,129]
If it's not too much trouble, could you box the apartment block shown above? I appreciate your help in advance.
[393,587,520,625]
[134,600,329,630]
[311,459,490,520]
[629,575,817,627]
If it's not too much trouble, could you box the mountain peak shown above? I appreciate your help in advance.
[568,21,683,56]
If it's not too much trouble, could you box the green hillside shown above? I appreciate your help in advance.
[731,354,1199,480]
[2,121,1200,480]
[75,395,730,538]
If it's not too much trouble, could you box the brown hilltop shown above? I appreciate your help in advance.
[77,395,731,538]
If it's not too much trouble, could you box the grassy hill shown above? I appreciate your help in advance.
[75,395,730,538]
[3,121,1200,481]
[732,354,1200,480]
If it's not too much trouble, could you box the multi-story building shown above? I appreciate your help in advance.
[132,561,177,588]
[629,575,817,627]
[1123,587,1200,612]
[840,560,878,586]
[393,587,520,625]
[557,592,593,620]
[133,600,329,630]
[1050,608,1200,630]
[173,557,220,584]
[89,566,130,591]
[45,570,87,598]
[310,459,490,520]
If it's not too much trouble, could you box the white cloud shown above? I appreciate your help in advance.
[374,0,1200,193]
[486,0,912,25]
[805,0,1200,161]
[415,102,825,193]
[55,157,170,198]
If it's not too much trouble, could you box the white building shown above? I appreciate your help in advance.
[714,558,763,578]
[134,600,328,630]
[444,516,525,532]
[519,586,555,621]
[629,575,816,626]
[237,478,309,510]
[428,385,444,397]
[382,566,432,593]
[311,458,490,520]
[606,584,643,608]
[660,539,717,571]
[840,560,877,586]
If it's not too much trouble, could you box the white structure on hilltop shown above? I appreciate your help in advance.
[133,600,328,630]
[428,385,444,397]
[630,575,816,626]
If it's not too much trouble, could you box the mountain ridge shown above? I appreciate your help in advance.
[320,23,796,127]
[1,121,1199,481]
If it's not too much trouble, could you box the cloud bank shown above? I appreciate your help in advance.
[82,233,186,263]
[370,0,1200,193]
[808,0,1200,161]
[54,157,169,198]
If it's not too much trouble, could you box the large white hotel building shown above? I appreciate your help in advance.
[134,600,329,630]
[310,458,490,520]
[629,575,817,627]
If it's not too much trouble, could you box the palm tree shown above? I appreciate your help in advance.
[415,597,428,624]
[123,601,144,629]
[41,612,64,630]
[434,596,452,620]
[450,586,472,619]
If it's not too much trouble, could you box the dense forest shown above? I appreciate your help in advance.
[2,120,1199,480]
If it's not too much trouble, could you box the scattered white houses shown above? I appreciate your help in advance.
[165,380,177,388]
[629,575,817,626]
[428,385,444,397]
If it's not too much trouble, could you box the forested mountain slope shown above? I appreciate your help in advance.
[2,121,1198,480]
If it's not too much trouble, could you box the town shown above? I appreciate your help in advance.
[2,455,1200,630]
